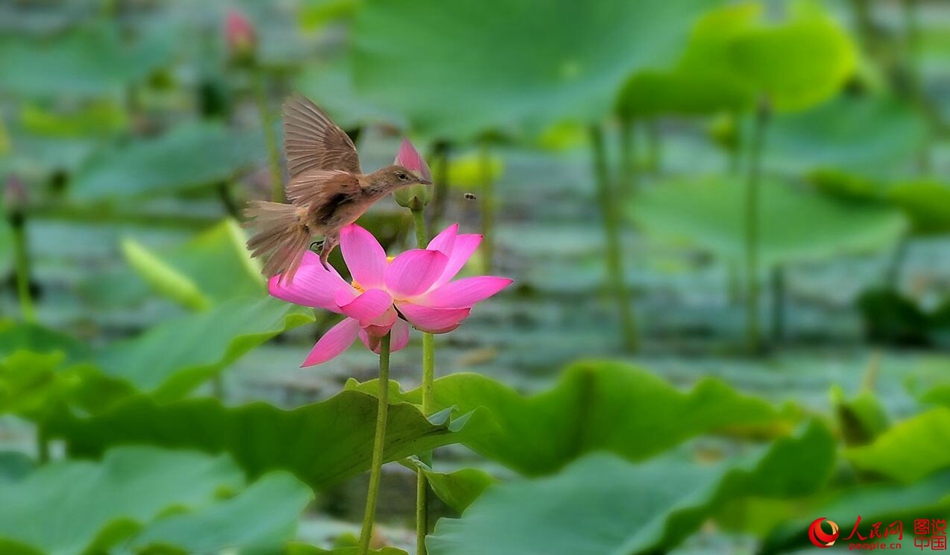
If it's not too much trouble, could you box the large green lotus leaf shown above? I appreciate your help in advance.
[761,472,950,554]
[846,407,950,483]
[352,360,789,476]
[290,547,408,555]
[70,121,264,201]
[297,59,407,130]
[428,423,835,555]
[765,96,929,176]
[0,451,33,484]
[123,219,264,309]
[0,319,90,363]
[617,3,758,117]
[674,3,854,113]
[95,297,313,401]
[51,390,465,492]
[402,459,496,514]
[126,471,313,554]
[0,446,245,555]
[20,100,128,138]
[353,0,723,139]
[886,180,950,235]
[629,177,907,267]
[616,70,754,118]
[0,350,134,422]
[0,22,175,99]
[729,15,856,112]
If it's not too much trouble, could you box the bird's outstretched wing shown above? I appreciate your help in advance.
[283,94,361,176]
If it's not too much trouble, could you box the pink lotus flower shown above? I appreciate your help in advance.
[269,223,512,366]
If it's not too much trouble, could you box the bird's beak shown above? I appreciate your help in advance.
[418,177,433,185]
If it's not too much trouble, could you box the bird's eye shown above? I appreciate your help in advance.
[397,172,408,180]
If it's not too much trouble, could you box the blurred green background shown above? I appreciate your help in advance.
[1,0,950,553]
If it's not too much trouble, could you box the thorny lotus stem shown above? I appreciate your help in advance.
[589,125,637,352]
[252,71,283,203]
[11,214,35,323]
[744,101,770,353]
[359,332,392,555]
[479,141,495,273]
[410,207,434,555]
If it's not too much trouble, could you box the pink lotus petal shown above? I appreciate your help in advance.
[363,306,398,336]
[301,318,360,367]
[359,319,411,354]
[336,289,393,324]
[269,251,350,311]
[417,276,513,308]
[426,223,458,257]
[433,234,482,288]
[385,249,448,298]
[397,302,471,334]
[340,225,387,289]
[395,139,433,182]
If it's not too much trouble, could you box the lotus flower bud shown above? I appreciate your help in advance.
[225,9,257,64]
[392,138,433,210]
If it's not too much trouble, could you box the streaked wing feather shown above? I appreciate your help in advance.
[283,94,361,176]
[286,169,360,208]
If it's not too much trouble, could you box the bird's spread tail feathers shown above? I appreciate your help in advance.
[244,201,311,282]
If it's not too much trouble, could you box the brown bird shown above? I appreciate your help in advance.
[244,95,432,282]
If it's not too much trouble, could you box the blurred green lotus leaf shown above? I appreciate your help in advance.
[290,546,408,555]
[0,452,33,485]
[430,151,505,190]
[0,22,175,99]
[403,459,496,514]
[847,407,950,483]
[629,176,907,267]
[728,13,856,112]
[299,0,360,30]
[886,180,950,235]
[765,96,929,176]
[51,391,466,492]
[70,121,264,201]
[127,471,313,554]
[121,219,264,309]
[620,2,855,117]
[617,70,755,118]
[0,447,247,555]
[297,59,407,130]
[95,297,313,401]
[351,360,791,475]
[20,100,128,138]
[832,386,890,447]
[427,423,834,555]
[0,319,90,363]
[761,471,950,554]
[808,168,884,202]
[353,0,723,139]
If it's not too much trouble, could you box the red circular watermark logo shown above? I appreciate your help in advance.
[809,517,840,548]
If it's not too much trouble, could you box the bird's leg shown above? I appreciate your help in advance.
[319,234,340,270]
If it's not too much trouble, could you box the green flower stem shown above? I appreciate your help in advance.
[618,117,637,196]
[479,141,495,272]
[646,118,661,174]
[589,125,637,352]
[12,215,35,323]
[771,265,785,344]
[410,207,434,555]
[744,101,770,353]
[359,332,392,555]
[252,71,283,203]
